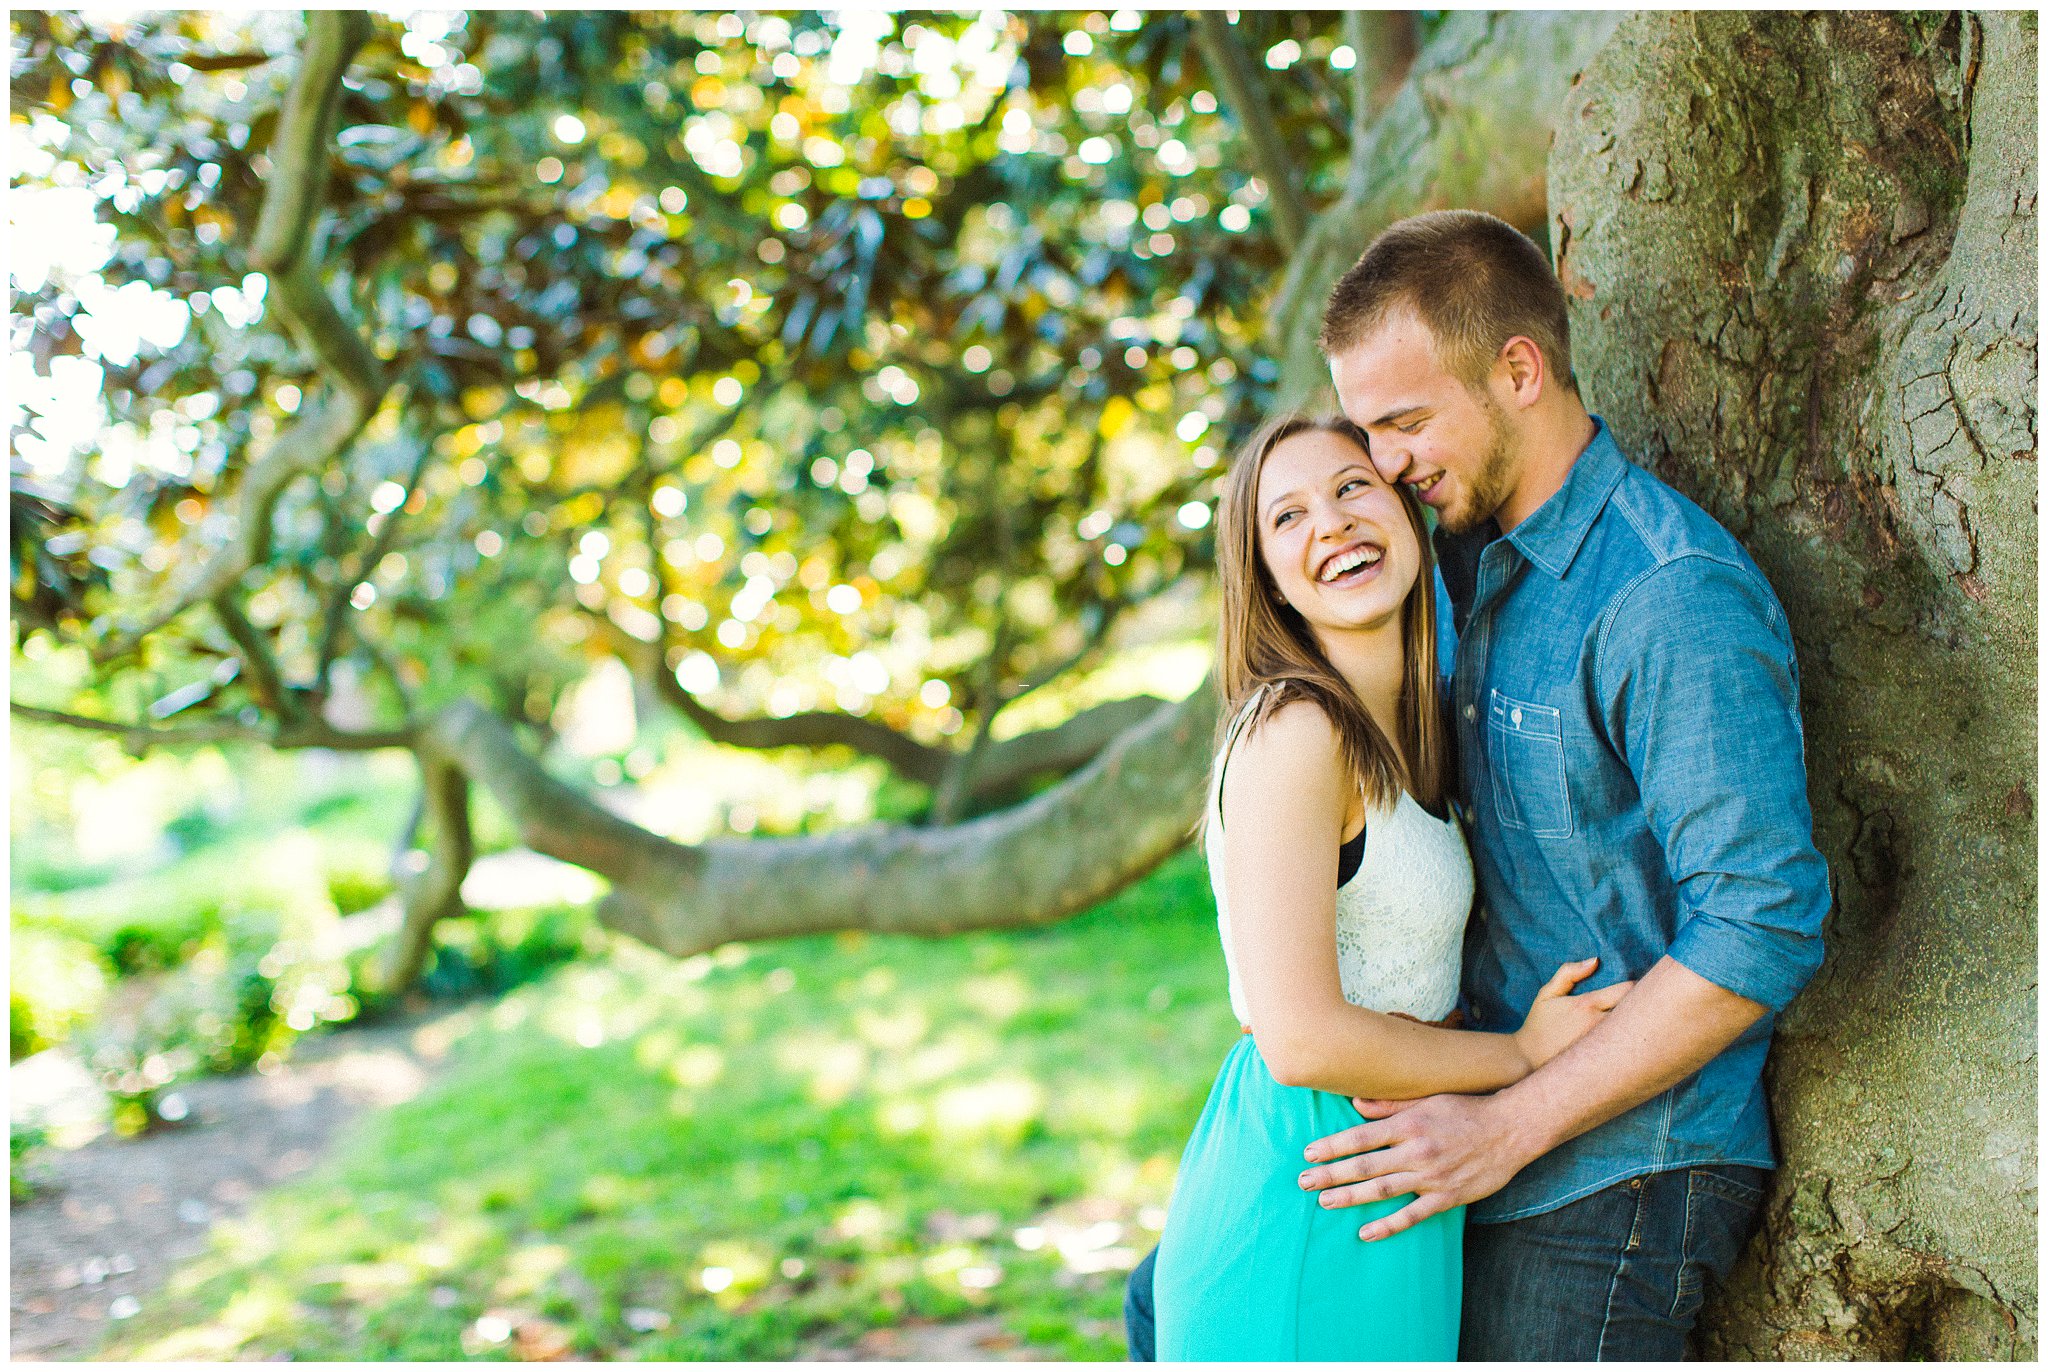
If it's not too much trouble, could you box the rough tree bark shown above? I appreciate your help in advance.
[1550,10,2036,1358]
[1267,9,1623,409]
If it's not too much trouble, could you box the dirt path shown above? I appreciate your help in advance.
[9,1005,476,1361]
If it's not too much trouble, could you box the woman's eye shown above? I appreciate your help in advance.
[1274,509,1298,528]
[1337,479,1367,497]
[1398,420,1423,435]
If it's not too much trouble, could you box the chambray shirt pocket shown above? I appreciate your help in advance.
[1486,689,1574,838]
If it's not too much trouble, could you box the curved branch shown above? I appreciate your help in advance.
[11,700,412,752]
[973,694,1166,794]
[654,660,950,780]
[1192,11,1310,253]
[931,618,1014,826]
[616,621,1167,802]
[313,430,435,692]
[377,753,474,995]
[95,11,385,662]
[211,592,295,719]
[248,10,371,272]
[421,680,1219,959]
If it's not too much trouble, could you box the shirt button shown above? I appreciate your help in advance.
[1463,704,1476,721]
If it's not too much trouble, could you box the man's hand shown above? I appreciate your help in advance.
[1296,1092,1538,1242]
[1296,959,1772,1242]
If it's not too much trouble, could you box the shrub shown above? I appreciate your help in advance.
[9,926,110,1059]
[325,862,394,918]
[10,1122,51,1202]
[77,1012,190,1136]
[422,905,597,1000]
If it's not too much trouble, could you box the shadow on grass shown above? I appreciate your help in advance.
[99,849,1235,1361]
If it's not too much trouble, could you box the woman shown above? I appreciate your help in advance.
[1151,416,1629,1360]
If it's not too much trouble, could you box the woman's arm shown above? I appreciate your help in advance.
[1220,701,1618,1099]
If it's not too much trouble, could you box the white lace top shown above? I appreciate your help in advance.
[1206,687,1473,1027]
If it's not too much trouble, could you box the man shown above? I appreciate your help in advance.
[1125,210,1829,1360]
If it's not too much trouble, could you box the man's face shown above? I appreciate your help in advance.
[1328,304,1519,535]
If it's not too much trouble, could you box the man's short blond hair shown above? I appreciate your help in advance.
[1318,210,1578,395]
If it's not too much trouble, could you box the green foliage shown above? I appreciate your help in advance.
[9,924,110,1059]
[7,10,1374,784]
[11,1121,52,1202]
[323,860,393,917]
[101,850,1232,1360]
[414,904,599,1003]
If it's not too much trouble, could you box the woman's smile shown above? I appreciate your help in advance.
[1314,539,1386,587]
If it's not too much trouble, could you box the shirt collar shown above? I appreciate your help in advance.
[1502,416,1627,579]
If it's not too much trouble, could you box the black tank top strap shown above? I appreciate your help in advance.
[1337,822,1366,886]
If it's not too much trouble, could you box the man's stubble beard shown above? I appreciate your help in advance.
[1438,394,1518,535]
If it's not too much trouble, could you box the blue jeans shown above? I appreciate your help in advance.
[1124,1245,1159,1362]
[1124,1165,1765,1361]
[1460,1164,1767,1360]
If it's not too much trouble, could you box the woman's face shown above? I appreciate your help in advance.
[1253,429,1421,639]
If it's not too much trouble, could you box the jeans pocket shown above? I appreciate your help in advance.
[1487,690,1574,837]
[1671,1168,1767,1321]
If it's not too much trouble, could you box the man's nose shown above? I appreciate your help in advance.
[1368,443,1408,484]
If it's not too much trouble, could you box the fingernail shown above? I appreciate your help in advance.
[1358,1227,1375,1241]
[1303,1148,1319,1162]
[1319,1194,1333,1208]
[1298,1173,1314,1189]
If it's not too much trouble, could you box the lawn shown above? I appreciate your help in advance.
[96,848,1235,1361]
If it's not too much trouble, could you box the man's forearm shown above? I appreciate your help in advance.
[1492,955,1768,1162]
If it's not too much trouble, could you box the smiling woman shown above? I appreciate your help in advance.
[1144,412,1626,1358]
[1211,416,1446,818]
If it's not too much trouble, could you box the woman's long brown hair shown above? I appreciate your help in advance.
[1211,414,1447,818]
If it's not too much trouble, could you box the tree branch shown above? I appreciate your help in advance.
[314,430,434,691]
[211,592,296,720]
[1192,11,1310,253]
[606,616,1165,802]
[248,10,371,273]
[95,10,385,662]
[377,752,474,995]
[420,679,1218,960]
[930,618,1014,826]
[11,700,412,753]
[656,658,951,779]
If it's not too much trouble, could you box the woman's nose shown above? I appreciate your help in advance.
[1314,505,1355,538]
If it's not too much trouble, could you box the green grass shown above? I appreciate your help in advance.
[99,849,1235,1361]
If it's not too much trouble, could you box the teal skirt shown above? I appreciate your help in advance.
[1154,1035,1463,1361]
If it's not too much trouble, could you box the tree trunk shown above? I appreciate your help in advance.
[1550,10,2036,1357]
[1269,10,1624,407]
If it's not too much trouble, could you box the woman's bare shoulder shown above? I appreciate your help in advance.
[1228,694,1345,785]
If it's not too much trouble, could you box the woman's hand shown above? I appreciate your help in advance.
[1512,957,1634,1071]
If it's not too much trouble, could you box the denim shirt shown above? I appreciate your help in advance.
[1435,417,1830,1223]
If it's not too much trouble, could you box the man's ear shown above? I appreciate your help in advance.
[1494,336,1546,410]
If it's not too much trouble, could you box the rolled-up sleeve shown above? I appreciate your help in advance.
[1595,556,1831,1012]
